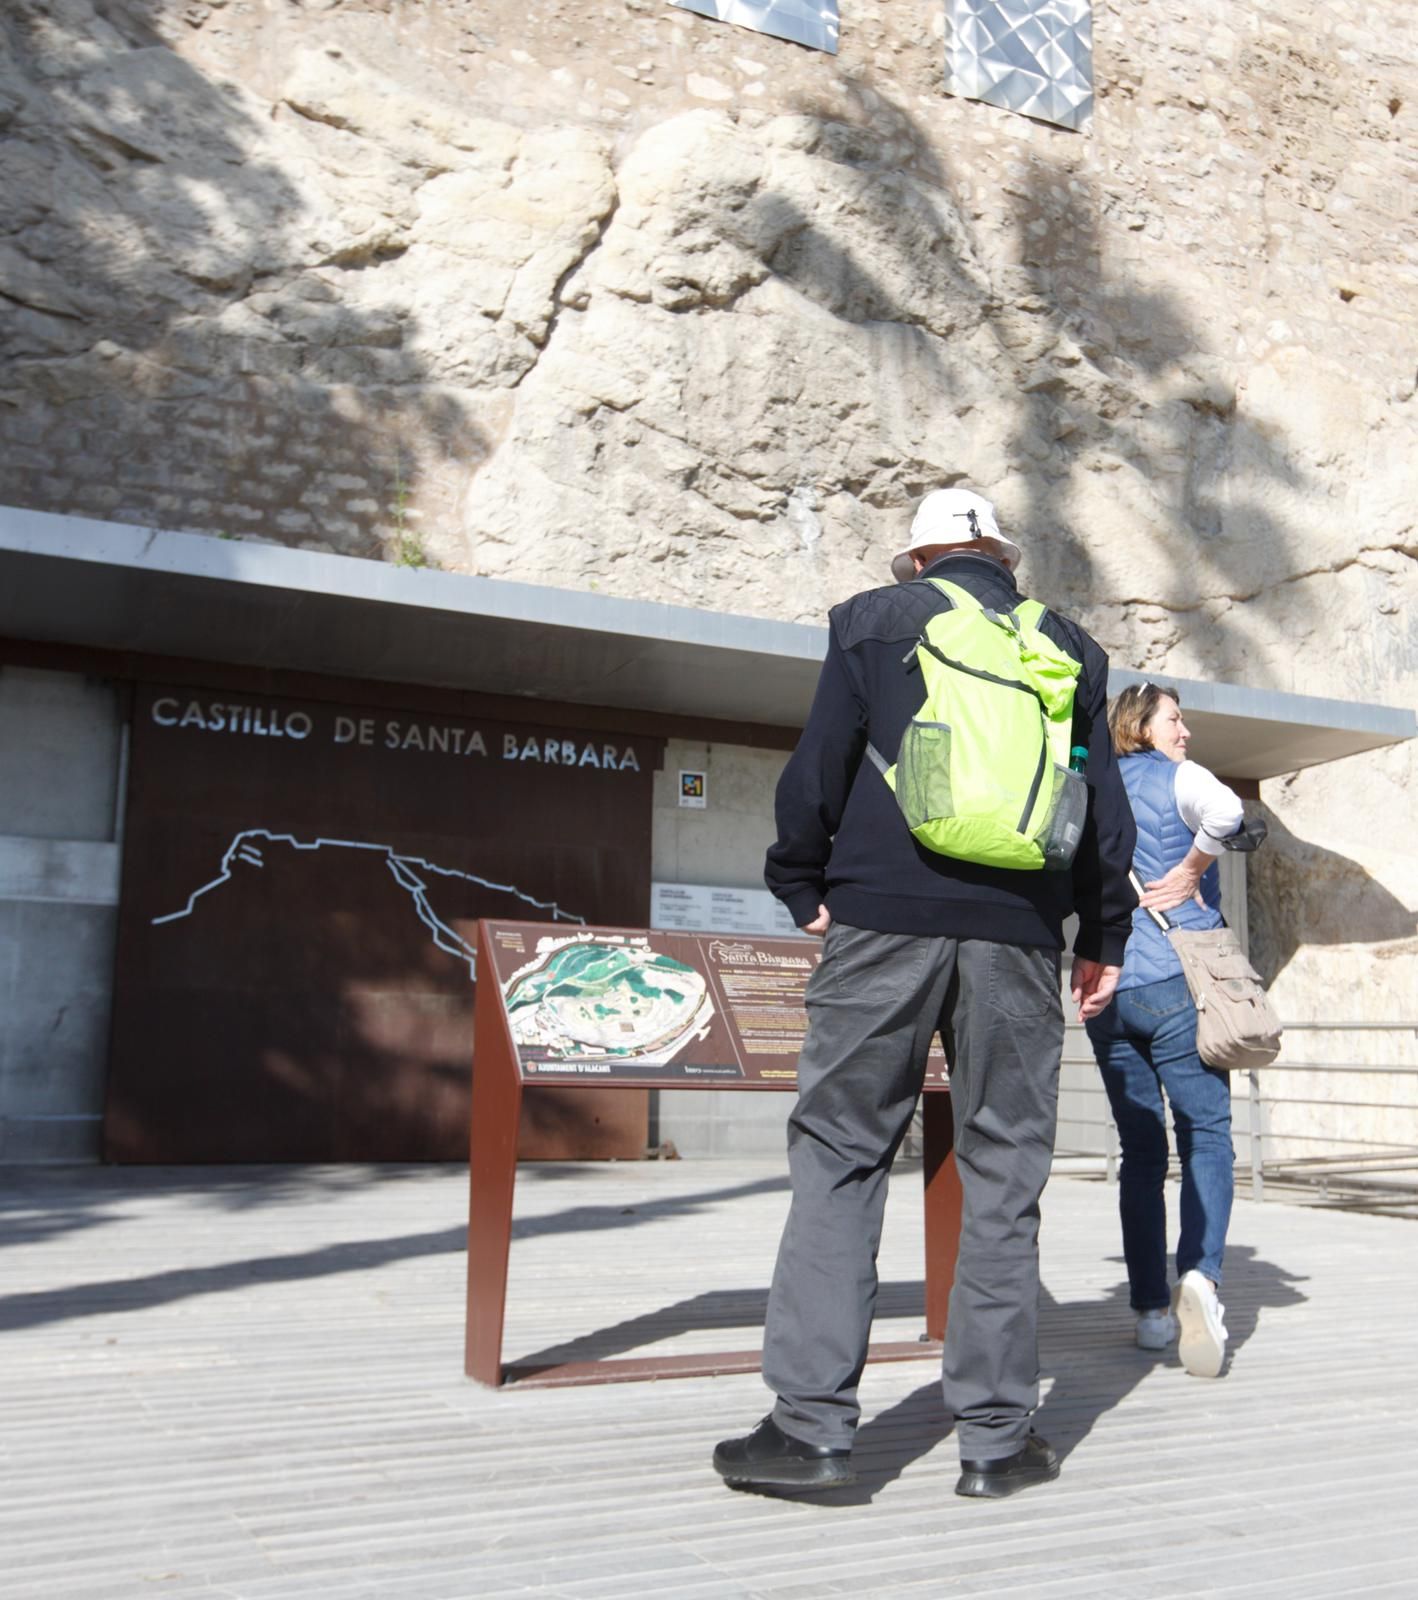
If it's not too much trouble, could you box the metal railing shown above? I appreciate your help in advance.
[1234,1023,1418,1206]
[1058,1021,1418,1210]
[903,1022,1418,1213]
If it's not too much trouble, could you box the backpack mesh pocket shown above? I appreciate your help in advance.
[1039,765,1087,871]
[897,720,955,831]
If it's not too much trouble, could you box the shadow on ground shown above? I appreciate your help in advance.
[785,1241,1310,1504]
[505,1278,927,1374]
[0,1162,450,1250]
[1,1161,1309,1504]
[0,1167,790,1329]
[1033,1242,1310,1467]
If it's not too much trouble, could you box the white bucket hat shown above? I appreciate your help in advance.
[890,488,1022,582]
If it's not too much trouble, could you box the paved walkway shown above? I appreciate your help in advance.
[2,1158,1415,1599]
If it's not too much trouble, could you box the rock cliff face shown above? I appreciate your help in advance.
[1,0,1415,1017]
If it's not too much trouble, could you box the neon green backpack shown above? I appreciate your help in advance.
[869,579,1087,872]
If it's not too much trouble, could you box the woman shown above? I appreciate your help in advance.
[1086,683,1244,1378]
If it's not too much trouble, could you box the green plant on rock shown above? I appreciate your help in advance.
[389,452,428,569]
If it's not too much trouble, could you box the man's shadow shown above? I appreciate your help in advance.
[789,1242,1308,1503]
[796,1378,954,1505]
[1034,1242,1309,1463]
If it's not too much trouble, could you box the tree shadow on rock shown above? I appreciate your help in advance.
[738,89,1319,681]
[0,0,487,561]
[1245,804,1418,983]
[1002,161,1312,648]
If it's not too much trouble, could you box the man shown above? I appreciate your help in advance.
[713,487,1136,1499]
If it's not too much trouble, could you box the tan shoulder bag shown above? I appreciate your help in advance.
[1129,870,1283,1071]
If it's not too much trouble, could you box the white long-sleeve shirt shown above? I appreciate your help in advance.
[1174,760,1245,856]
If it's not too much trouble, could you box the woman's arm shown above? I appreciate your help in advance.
[1137,762,1244,911]
[1174,760,1245,851]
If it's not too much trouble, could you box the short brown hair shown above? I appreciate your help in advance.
[1108,683,1180,755]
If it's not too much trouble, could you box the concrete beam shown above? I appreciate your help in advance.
[2,505,1413,780]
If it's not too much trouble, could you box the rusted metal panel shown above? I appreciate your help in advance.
[502,1341,944,1388]
[514,1086,649,1162]
[105,684,657,1162]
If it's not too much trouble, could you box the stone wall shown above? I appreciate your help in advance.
[2,0,1415,1050]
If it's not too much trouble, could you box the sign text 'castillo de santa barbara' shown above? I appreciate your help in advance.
[148,696,643,771]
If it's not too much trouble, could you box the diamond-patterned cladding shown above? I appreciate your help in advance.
[945,0,1093,132]
[671,0,839,56]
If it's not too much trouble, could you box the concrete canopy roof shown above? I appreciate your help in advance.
[2,505,1414,780]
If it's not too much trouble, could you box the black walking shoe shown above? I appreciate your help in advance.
[955,1434,1059,1499]
[713,1415,857,1491]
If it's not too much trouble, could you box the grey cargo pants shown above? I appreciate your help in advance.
[763,922,1063,1461]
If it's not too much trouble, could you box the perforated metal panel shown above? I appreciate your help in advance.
[944,0,1093,132]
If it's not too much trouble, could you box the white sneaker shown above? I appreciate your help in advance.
[1174,1270,1227,1377]
[1135,1308,1179,1351]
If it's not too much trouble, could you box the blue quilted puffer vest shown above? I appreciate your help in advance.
[1118,750,1224,991]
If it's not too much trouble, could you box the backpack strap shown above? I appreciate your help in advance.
[928,578,1025,645]
[926,578,975,611]
[931,579,1047,637]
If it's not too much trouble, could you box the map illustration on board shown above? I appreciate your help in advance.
[503,934,714,1065]
[150,827,585,980]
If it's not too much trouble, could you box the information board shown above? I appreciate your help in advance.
[481,920,949,1091]
[466,918,959,1387]
[482,921,812,1088]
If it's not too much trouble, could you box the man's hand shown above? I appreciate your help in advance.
[1070,957,1122,1023]
[802,903,832,936]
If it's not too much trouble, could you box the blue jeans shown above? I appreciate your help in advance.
[1085,975,1234,1310]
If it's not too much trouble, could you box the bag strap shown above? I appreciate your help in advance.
[1130,867,1232,936]
[1129,868,1175,934]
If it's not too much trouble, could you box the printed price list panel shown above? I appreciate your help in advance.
[650,882,808,939]
[481,922,824,1089]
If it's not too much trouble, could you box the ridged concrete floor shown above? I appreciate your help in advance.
[2,1158,1415,1599]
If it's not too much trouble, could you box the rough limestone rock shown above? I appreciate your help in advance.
[0,0,1415,1067]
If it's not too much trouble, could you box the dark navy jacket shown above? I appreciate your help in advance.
[1117,749,1224,990]
[764,551,1137,963]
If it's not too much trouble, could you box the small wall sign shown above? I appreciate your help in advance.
[678,770,707,809]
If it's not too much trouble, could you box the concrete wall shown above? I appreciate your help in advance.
[651,738,791,896]
[0,668,124,1162]
[650,737,795,1155]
